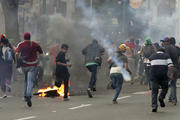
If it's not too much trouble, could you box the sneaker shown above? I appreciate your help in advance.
[63,98,70,101]
[2,94,7,99]
[26,97,32,107]
[24,96,28,102]
[168,99,172,103]
[152,108,157,112]
[112,100,118,104]
[87,89,93,98]
[92,88,96,92]
[171,100,177,106]
[159,98,165,107]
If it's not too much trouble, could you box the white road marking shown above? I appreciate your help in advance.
[0,95,13,99]
[132,91,150,95]
[117,96,131,100]
[69,104,92,110]
[15,116,37,120]
[52,111,57,113]
[177,85,180,88]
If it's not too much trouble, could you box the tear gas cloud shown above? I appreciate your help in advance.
[132,0,180,44]
[76,1,131,81]
[21,0,180,91]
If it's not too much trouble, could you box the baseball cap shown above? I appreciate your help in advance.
[160,37,170,42]
[1,34,6,39]
[24,32,31,40]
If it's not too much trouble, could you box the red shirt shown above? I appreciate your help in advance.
[16,41,43,67]
[125,41,136,49]
[49,45,61,66]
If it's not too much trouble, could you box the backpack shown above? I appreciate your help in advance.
[5,49,13,63]
[143,45,155,58]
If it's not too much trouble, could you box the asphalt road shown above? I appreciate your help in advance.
[0,85,180,120]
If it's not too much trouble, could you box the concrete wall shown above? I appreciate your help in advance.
[0,4,5,34]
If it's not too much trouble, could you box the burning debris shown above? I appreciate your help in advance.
[35,82,70,97]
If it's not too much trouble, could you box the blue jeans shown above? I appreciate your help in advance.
[22,66,36,98]
[169,78,177,102]
[168,67,178,102]
[0,68,6,93]
[110,73,124,101]
[0,64,12,93]
[87,65,97,89]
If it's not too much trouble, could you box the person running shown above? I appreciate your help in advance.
[16,32,43,107]
[55,44,71,101]
[107,44,130,104]
[161,37,179,105]
[148,48,173,112]
[140,37,156,89]
[0,37,14,98]
[82,40,105,98]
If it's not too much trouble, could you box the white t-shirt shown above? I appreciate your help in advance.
[2,46,10,60]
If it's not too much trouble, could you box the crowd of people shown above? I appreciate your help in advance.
[82,36,180,112]
[0,32,179,113]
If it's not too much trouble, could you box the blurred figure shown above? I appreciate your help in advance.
[0,35,14,98]
[107,44,130,104]
[16,32,43,107]
[82,40,105,98]
[1,34,17,83]
[55,44,71,101]
[140,37,156,89]
[125,37,136,84]
[135,39,141,52]
[49,41,61,80]
[161,37,179,105]
[34,55,44,88]
[170,37,180,78]
[154,42,161,50]
[135,39,141,77]
[0,40,4,96]
[148,48,173,112]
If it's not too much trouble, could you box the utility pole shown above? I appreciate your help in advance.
[122,0,128,40]
[42,0,46,14]
[90,0,93,15]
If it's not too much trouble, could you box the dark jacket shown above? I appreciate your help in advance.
[82,43,104,64]
[56,52,70,78]
[0,47,4,65]
[164,44,179,67]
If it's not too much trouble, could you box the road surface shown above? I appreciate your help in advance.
[0,84,180,120]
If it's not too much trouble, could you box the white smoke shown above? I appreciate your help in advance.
[132,0,180,43]
[76,1,131,81]
[46,14,74,44]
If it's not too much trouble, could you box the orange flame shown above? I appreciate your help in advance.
[38,81,70,97]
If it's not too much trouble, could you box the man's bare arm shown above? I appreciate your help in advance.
[168,66,174,81]
[15,53,19,63]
